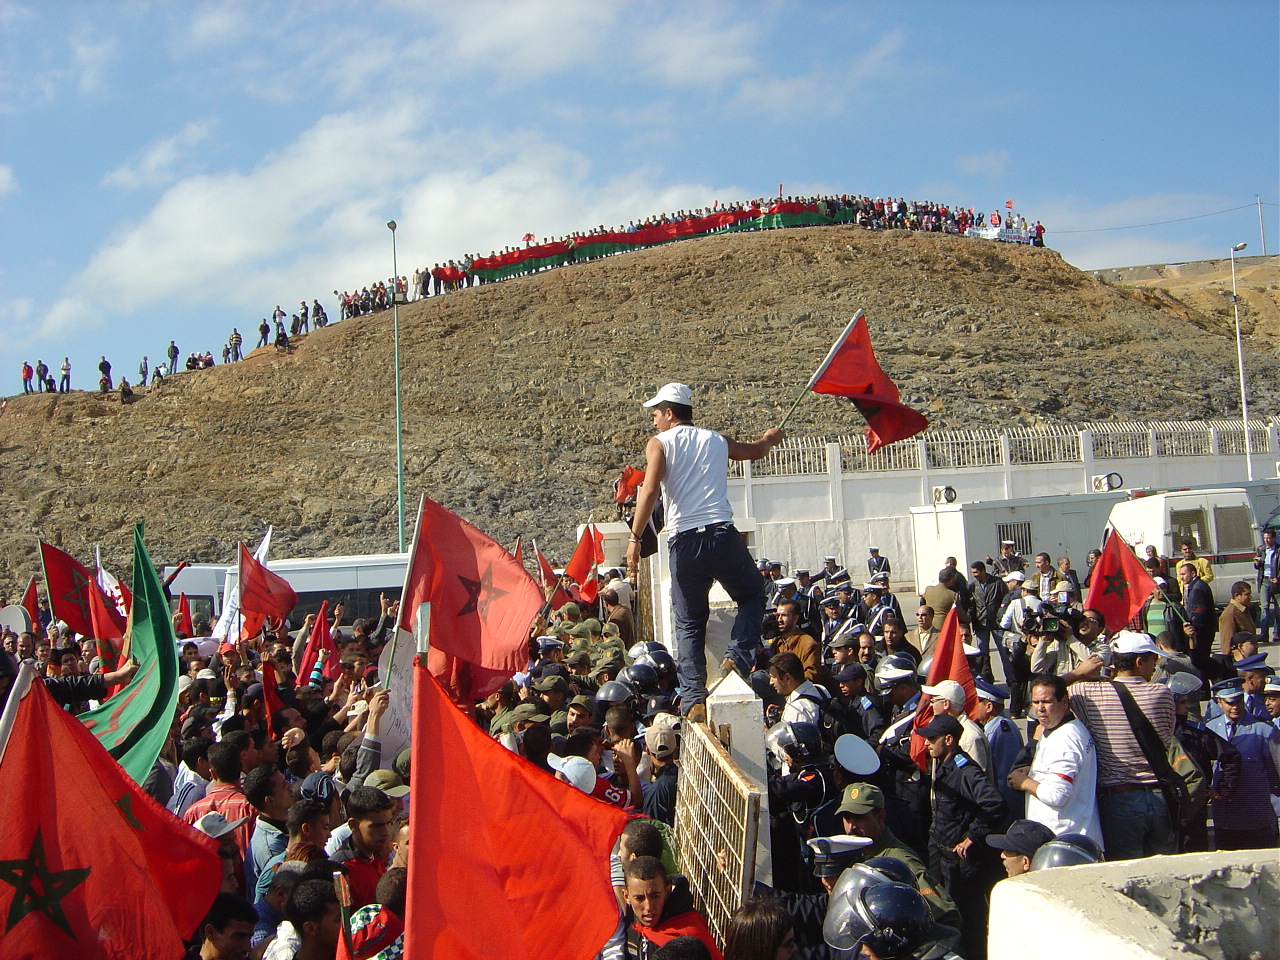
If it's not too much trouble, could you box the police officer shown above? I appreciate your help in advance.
[1205,677,1280,850]
[1167,673,1240,852]
[834,663,884,745]
[974,678,1023,822]
[766,721,838,893]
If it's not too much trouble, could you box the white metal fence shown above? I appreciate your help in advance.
[748,417,1280,477]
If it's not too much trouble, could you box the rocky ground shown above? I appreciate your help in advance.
[2,226,1276,588]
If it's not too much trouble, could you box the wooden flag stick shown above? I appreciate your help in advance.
[777,381,811,432]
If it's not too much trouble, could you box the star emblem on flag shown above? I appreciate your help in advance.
[1102,573,1129,598]
[0,828,91,938]
[456,565,510,621]
[115,794,144,831]
[59,570,93,626]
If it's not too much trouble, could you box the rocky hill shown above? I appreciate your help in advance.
[2,226,1276,587]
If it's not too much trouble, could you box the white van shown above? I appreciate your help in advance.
[1105,488,1260,605]
[164,552,408,625]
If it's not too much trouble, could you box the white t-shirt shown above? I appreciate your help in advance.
[1026,717,1103,848]
[782,681,827,726]
[656,424,732,533]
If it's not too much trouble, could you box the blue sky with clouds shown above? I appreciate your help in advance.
[1,1,1276,380]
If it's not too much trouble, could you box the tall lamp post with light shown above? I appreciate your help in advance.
[1229,241,1252,481]
[388,220,406,551]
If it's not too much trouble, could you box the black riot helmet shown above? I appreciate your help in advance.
[615,663,659,696]
[595,679,638,708]
[1030,833,1104,871]
[824,878,934,959]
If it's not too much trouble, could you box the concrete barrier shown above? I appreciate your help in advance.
[988,850,1278,960]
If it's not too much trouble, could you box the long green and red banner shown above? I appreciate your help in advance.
[469,202,857,282]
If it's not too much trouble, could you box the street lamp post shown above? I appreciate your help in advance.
[1230,241,1252,481]
[388,220,406,551]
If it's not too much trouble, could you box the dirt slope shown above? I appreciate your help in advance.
[2,227,1274,586]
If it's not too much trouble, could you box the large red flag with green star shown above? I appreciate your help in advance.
[0,663,220,959]
[1083,529,1158,632]
[39,541,98,638]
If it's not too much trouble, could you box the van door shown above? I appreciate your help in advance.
[1168,502,1211,556]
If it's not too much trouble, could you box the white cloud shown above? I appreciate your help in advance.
[0,164,16,197]
[1033,192,1233,270]
[70,30,115,94]
[955,150,1011,179]
[102,121,213,189]
[633,12,754,86]
[41,103,735,343]
[186,5,248,46]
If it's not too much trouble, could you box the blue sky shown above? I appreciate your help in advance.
[1,1,1276,381]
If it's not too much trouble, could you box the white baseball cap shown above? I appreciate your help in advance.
[548,754,597,794]
[1110,631,1161,656]
[642,382,692,407]
[922,679,967,708]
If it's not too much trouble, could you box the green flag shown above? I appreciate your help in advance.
[78,524,179,783]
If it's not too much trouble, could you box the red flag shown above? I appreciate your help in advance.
[237,543,298,641]
[298,599,342,685]
[0,664,221,958]
[1005,199,1014,209]
[564,525,605,586]
[521,232,536,243]
[613,465,645,504]
[405,655,630,959]
[261,661,285,723]
[908,607,977,771]
[176,593,194,637]
[397,497,544,702]
[87,577,126,695]
[580,575,599,605]
[1084,530,1158,633]
[806,311,929,452]
[21,576,40,638]
[39,542,97,637]
[534,543,573,610]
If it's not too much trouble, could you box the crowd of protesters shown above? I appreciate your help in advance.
[2,515,1276,959]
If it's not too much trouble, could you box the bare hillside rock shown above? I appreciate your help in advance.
[1,227,1273,586]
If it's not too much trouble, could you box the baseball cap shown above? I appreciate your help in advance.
[180,714,213,739]
[565,650,591,667]
[921,679,966,708]
[510,703,550,723]
[1110,631,1161,656]
[986,820,1055,857]
[365,769,410,799]
[832,663,867,684]
[533,675,568,694]
[644,726,679,759]
[548,754,597,794]
[835,782,885,816]
[642,382,692,407]
[193,812,248,839]
[297,772,339,804]
[1003,571,1025,583]
[915,715,963,740]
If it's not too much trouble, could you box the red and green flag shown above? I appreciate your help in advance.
[77,525,181,784]
[0,661,221,958]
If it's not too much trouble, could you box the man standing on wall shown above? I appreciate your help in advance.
[625,382,783,722]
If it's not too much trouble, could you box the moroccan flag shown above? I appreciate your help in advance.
[96,546,132,630]
[614,465,645,504]
[78,525,182,784]
[87,576,125,685]
[908,607,977,772]
[806,311,929,453]
[534,541,572,611]
[213,528,272,642]
[405,655,630,960]
[297,600,342,686]
[261,661,285,724]
[0,662,221,958]
[39,542,97,637]
[21,576,40,638]
[237,542,299,641]
[176,593,194,637]
[521,232,536,243]
[396,496,544,704]
[1084,530,1158,633]
[564,524,605,586]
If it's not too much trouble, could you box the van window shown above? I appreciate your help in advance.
[1213,505,1254,553]
[1170,508,1210,554]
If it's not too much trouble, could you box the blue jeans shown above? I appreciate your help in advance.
[1099,788,1176,859]
[1260,579,1279,642]
[668,524,765,709]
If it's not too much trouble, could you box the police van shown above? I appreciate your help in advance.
[164,552,408,625]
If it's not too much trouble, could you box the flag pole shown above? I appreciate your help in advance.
[776,381,811,432]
